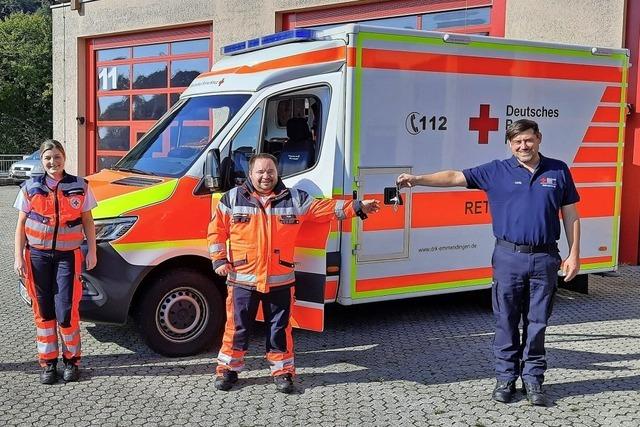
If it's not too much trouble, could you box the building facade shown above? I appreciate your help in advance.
[52,0,640,264]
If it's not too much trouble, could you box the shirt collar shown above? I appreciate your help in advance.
[507,153,546,170]
[241,178,288,202]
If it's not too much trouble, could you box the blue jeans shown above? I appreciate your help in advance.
[491,244,561,385]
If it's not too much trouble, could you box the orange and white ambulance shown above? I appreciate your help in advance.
[49,25,629,355]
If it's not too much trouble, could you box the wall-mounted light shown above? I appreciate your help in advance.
[76,116,85,125]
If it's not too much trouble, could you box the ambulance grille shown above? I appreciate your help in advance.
[112,177,163,187]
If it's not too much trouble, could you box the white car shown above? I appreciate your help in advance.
[9,151,43,181]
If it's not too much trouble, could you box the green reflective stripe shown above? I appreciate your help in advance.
[353,278,492,299]
[92,179,178,219]
[295,247,325,258]
[581,261,616,271]
[360,32,627,62]
[112,238,207,253]
[610,55,629,267]
[350,34,367,299]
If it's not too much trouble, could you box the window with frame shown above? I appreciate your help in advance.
[263,92,323,178]
[220,87,326,187]
[91,31,212,172]
[281,0,505,37]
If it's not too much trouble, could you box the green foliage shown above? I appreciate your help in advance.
[0,11,52,154]
[0,0,52,19]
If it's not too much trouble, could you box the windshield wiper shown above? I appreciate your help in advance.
[112,167,156,176]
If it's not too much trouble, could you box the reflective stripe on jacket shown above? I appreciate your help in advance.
[22,173,87,251]
[207,179,361,293]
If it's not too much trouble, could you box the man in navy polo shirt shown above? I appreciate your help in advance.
[397,119,580,406]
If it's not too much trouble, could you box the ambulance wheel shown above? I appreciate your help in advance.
[137,269,224,357]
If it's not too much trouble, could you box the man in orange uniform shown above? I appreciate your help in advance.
[208,153,379,393]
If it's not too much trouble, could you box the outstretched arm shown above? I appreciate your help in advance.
[397,170,467,188]
[304,198,380,223]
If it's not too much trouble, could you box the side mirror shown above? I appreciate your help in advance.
[204,149,222,191]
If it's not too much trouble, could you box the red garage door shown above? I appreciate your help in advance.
[86,25,213,173]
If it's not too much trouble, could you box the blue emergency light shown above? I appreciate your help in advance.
[221,29,318,56]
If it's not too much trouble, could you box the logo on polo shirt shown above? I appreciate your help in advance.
[539,177,557,188]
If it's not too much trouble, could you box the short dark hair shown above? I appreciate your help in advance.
[39,139,66,158]
[506,119,540,142]
[248,153,278,171]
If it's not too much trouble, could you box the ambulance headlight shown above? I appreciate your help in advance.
[94,217,137,242]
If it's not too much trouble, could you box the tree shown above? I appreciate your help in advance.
[0,0,52,20]
[0,11,52,154]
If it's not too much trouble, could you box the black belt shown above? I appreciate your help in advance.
[496,238,557,254]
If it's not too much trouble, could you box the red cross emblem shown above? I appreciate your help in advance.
[469,104,499,144]
[69,197,82,209]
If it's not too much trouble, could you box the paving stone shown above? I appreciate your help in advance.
[0,186,639,426]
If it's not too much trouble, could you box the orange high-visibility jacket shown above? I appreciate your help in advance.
[22,173,87,251]
[207,179,363,293]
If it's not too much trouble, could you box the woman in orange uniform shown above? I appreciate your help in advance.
[14,139,97,384]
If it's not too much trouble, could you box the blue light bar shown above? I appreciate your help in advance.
[221,28,318,56]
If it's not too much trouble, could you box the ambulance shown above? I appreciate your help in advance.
[67,25,630,355]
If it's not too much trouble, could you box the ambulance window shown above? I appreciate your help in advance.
[227,107,263,184]
[263,90,324,177]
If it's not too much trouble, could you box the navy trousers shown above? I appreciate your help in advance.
[491,244,561,385]
[29,248,76,327]
[217,285,295,375]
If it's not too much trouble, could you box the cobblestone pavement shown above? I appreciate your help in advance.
[0,185,639,426]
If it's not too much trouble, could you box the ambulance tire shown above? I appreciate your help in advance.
[137,269,224,357]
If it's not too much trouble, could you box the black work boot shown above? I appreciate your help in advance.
[214,370,238,391]
[492,379,516,403]
[40,363,58,385]
[522,382,549,406]
[273,373,294,394]
[63,363,80,382]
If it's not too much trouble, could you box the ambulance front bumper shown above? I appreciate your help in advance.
[79,242,150,325]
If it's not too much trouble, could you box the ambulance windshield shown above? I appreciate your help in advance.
[113,94,251,177]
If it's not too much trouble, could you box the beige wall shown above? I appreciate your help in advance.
[211,0,359,53]
[505,0,626,48]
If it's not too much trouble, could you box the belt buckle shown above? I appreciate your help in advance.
[517,244,533,253]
